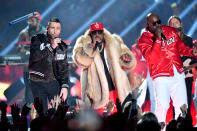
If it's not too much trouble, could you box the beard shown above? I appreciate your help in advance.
[47,32,59,39]
[93,36,103,43]
[29,25,37,31]
[50,35,59,39]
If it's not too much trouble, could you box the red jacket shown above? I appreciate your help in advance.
[138,25,193,79]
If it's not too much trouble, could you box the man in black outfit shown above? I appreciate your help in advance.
[29,18,69,113]
[168,15,197,120]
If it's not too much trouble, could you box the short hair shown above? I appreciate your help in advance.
[168,15,182,26]
[48,18,61,25]
[146,13,152,20]
[137,112,161,131]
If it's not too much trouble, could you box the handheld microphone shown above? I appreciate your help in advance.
[93,41,99,51]
[161,33,166,40]
[54,37,62,45]
[9,12,35,25]
[157,26,167,40]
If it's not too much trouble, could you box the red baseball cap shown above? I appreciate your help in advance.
[90,22,104,32]
[29,12,41,21]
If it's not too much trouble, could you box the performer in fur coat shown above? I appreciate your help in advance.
[73,22,136,115]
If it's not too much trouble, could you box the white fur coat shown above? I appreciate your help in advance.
[73,28,136,109]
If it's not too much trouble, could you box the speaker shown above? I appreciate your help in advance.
[4,77,25,104]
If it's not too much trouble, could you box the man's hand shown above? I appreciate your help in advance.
[10,103,20,119]
[93,37,102,45]
[0,101,7,114]
[180,104,187,118]
[155,26,162,39]
[21,103,31,116]
[60,88,68,102]
[49,95,61,110]
[51,38,61,49]
[131,85,143,100]
[122,54,131,63]
[105,100,115,114]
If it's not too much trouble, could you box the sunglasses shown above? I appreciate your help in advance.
[91,30,103,35]
[152,20,161,26]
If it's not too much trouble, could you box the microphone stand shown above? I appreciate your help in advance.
[9,12,36,25]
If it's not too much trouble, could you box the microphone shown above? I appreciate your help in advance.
[51,37,61,50]
[54,37,62,45]
[161,33,166,40]
[93,41,99,51]
[157,26,166,40]
[160,27,167,40]
[9,12,35,25]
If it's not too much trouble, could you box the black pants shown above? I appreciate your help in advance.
[30,80,60,113]
[23,72,34,103]
[185,77,193,118]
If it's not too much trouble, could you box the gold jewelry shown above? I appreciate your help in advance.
[99,43,104,52]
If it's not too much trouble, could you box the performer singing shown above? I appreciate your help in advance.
[29,18,69,112]
[73,22,136,115]
[138,13,197,124]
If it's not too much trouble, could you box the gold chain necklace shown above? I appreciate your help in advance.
[99,43,104,52]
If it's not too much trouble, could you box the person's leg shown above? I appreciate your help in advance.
[154,76,171,123]
[185,77,193,118]
[29,80,48,113]
[137,79,148,108]
[147,70,156,113]
[45,80,60,107]
[23,72,34,103]
[170,68,188,119]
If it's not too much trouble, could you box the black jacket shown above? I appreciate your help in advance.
[181,34,196,78]
[29,33,69,88]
